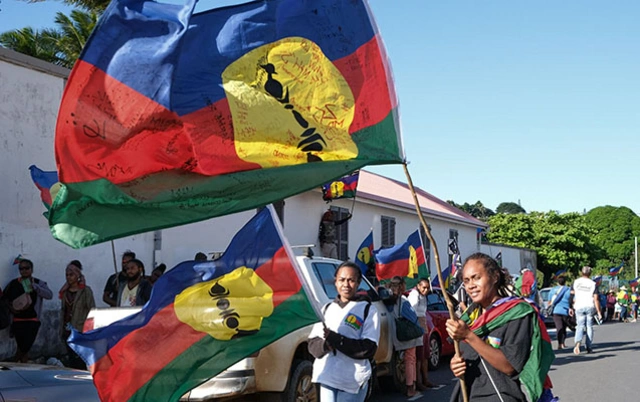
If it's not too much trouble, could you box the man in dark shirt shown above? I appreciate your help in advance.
[103,250,135,307]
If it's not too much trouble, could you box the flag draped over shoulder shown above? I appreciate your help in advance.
[609,263,623,276]
[461,297,555,402]
[322,171,360,201]
[515,270,537,298]
[355,230,374,275]
[50,0,404,249]
[29,166,61,213]
[68,207,319,402]
[374,230,428,288]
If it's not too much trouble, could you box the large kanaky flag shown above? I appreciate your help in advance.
[50,0,404,248]
[374,229,428,288]
[69,207,319,402]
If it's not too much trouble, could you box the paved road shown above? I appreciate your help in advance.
[370,319,640,401]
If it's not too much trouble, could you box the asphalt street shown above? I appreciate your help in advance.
[370,319,640,401]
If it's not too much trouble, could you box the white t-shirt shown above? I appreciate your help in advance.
[572,277,596,310]
[408,288,427,316]
[310,301,380,394]
[120,284,138,307]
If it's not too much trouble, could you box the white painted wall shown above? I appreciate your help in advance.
[481,243,538,279]
[0,54,154,360]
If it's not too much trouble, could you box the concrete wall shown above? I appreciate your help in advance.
[0,52,154,360]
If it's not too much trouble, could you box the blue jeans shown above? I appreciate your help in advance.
[320,383,368,402]
[574,307,595,348]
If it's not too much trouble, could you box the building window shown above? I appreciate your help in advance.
[381,215,396,248]
[419,225,432,273]
[448,229,459,268]
[330,206,350,260]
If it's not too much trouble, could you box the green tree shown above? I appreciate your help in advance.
[1,10,98,69]
[21,0,108,12]
[447,200,495,220]
[496,202,526,214]
[584,206,640,278]
[487,211,598,285]
[0,27,63,65]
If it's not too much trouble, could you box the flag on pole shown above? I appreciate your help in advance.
[354,230,374,275]
[68,207,319,402]
[13,255,24,265]
[608,263,623,277]
[629,277,639,288]
[451,254,462,279]
[431,266,451,290]
[551,269,567,281]
[374,229,428,288]
[29,166,61,213]
[50,0,404,249]
[495,251,503,267]
[322,171,360,201]
[592,275,603,287]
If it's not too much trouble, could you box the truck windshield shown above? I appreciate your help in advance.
[311,262,375,300]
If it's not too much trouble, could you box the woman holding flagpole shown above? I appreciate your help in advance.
[445,253,557,402]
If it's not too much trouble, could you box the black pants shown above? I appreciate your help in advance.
[552,314,572,347]
[12,320,41,356]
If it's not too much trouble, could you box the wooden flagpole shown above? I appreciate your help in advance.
[403,163,468,402]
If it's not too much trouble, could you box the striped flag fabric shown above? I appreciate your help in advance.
[608,263,624,277]
[321,171,360,201]
[69,207,319,402]
[374,229,428,289]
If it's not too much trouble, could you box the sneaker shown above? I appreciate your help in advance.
[587,348,593,354]
[573,343,581,355]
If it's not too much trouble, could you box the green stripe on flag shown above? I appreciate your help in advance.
[129,291,318,402]
[49,110,402,248]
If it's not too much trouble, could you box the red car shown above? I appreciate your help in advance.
[424,287,458,369]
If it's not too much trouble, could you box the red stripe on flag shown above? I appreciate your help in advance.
[414,245,425,266]
[90,305,206,402]
[334,35,396,134]
[376,259,409,281]
[254,247,302,307]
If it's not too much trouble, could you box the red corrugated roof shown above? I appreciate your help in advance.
[357,170,487,228]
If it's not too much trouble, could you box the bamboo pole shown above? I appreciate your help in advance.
[403,163,468,402]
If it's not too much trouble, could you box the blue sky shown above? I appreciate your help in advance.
[2,0,639,215]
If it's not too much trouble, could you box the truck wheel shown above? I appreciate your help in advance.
[428,334,442,370]
[391,350,406,394]
[283,359,317,402]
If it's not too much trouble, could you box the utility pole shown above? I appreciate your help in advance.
[635,236,638,279]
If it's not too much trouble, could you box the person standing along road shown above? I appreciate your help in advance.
[605,290,616,321]
[103,250,135,307]
[549,276,571,350]
[446,253,557,402]
[408,278,438,391]
[308,262,380,402]
[318,209,352,259]
[616,286,630,322]
[59,260,95,369]
[570,266,603,355]
[389,276,423,397]
[2,259,53,362]
[116,259,152,307]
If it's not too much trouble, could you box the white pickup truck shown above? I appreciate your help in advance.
[84,254,403,401]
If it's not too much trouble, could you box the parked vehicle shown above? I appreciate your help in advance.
[84,254,399,401]
[539,287,555,326]
[0,362,100,402]
[424,287,458,369]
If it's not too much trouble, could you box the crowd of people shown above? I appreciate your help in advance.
[0,250,206,367]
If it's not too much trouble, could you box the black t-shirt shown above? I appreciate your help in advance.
[103,272,127,300]
[450,314,533,402]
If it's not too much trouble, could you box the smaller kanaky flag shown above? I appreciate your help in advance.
[629,277,639,288]
[431,266,451,290]
[592,275,603,287]
[608,263,623,277]
[551,269,567,281]
[29,165,61,212]
[451,254,461,279]
[13,255,24,265]
[355,230,374,275]
[321,171,359,201]
[374,229,428,288]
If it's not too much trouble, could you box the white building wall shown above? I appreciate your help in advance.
[0,54,154,360]
[481,243,538,279]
